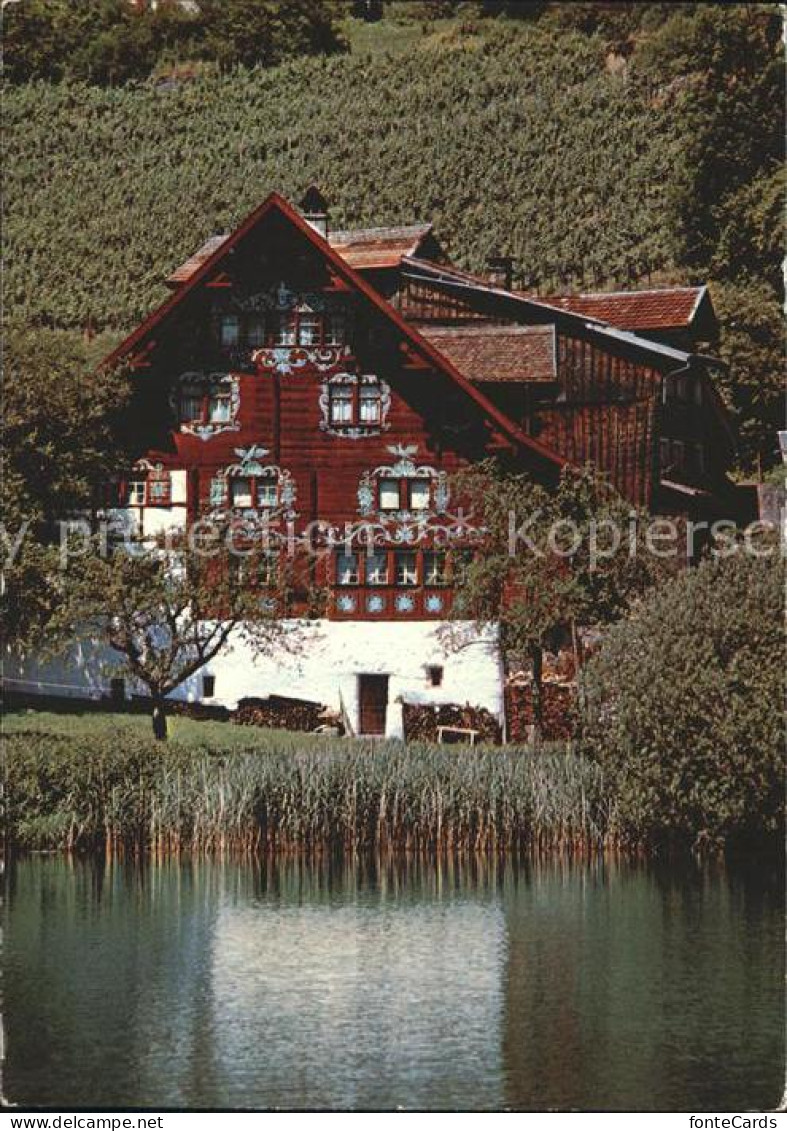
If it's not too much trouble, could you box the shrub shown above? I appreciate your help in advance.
[583,550,785,848]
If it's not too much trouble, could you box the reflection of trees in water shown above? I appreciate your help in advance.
[4,855,783,1111]
[4,857,221,1108]
[500,856,785,1111]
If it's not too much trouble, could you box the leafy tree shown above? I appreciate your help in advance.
[710,279,785,476]
[2,0,346,85]
[452,462,667,735]
[1,327,131,534]
[583,548,785,848]
[1,327,132,645]
[45,534,289,739]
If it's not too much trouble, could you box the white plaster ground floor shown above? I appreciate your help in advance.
[3,620,504,739]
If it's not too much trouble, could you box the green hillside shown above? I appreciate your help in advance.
[5,19,682,331]
[3,6,783,470]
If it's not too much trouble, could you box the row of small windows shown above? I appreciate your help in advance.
[328,383,384,426]
[225,477,279,509]
[335,549,449,588]
[180,386,233,425]
[218,311,347,349]
[378,477,431,512]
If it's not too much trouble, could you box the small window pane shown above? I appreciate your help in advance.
[424,552,447,586]
[672,441,685,470]
[395,551,417,586]
[330,386,353,424]
[247,316,266,347]
[659,439,671,472]
[231,477,253,507]
[336,552,359,586]
[257,480,278,508]
[324,312,346,345]
[127,481,146,506]
[259,552,277,586]
[181,392,203,423]
[365,552,389,586]
[379,479,400,511]
[694,443,705,473]
[409,481,430,511]
[276,313,297,346]
[208,393,232,423]
[298,314,321,346]
[359,386,381,424]
[220,315,240,347]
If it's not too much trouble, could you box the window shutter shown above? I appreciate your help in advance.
[148,468,171,506]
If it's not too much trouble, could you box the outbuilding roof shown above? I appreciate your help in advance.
[420,324,557,384]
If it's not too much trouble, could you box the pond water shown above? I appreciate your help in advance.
[3,855,783,1111]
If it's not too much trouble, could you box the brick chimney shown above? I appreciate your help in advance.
[300,184,329,239]
[486,254,514,291]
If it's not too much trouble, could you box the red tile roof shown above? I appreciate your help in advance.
[167,222,433,284]
[528,286,707,331]
[329,223,433,269]
[421,325,556,384]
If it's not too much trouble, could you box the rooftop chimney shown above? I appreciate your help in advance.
[486,254,514,291]
[300,184,329,239]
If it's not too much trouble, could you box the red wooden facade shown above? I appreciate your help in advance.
[105,190,736,622]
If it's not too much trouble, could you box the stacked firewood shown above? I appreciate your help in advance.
[402,702,501,745]
[233,695,326,733]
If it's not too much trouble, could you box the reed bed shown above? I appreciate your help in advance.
[2,730,618,855]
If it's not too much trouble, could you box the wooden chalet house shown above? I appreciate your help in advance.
[10,188,736,736]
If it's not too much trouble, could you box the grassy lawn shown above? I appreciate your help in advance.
[1,706,322,751]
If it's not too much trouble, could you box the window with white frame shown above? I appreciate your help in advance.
[231,477,253,508]
[365,552,389,586]
[395,551,418,586]
[126,480,147,507]
[336,552,359,586]
[409,480,430,511]
[322,374,389,434]
[121,465,171,507]
[329,385,354,425]
[424,551,447,586]
[297,312,321,346]
[379,479,401,511]
[359,384,382,425]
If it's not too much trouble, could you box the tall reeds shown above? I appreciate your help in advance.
[3,731,617,855]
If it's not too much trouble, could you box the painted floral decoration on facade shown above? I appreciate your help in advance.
[209,446,297,521]
[356,444,449,522]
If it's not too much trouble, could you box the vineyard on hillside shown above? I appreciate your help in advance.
[4,21,683,333]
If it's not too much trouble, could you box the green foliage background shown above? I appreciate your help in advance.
[3,4,784,470]
[584,549,785,847]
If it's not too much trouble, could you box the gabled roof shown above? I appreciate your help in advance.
[103,192,567,470]
[401,257,702,366]
[420,325,557,384]
[531,286,710,331]
[329,222,434,269]
[167,221,435,285]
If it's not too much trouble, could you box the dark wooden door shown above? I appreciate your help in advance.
[358,675,389,735]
